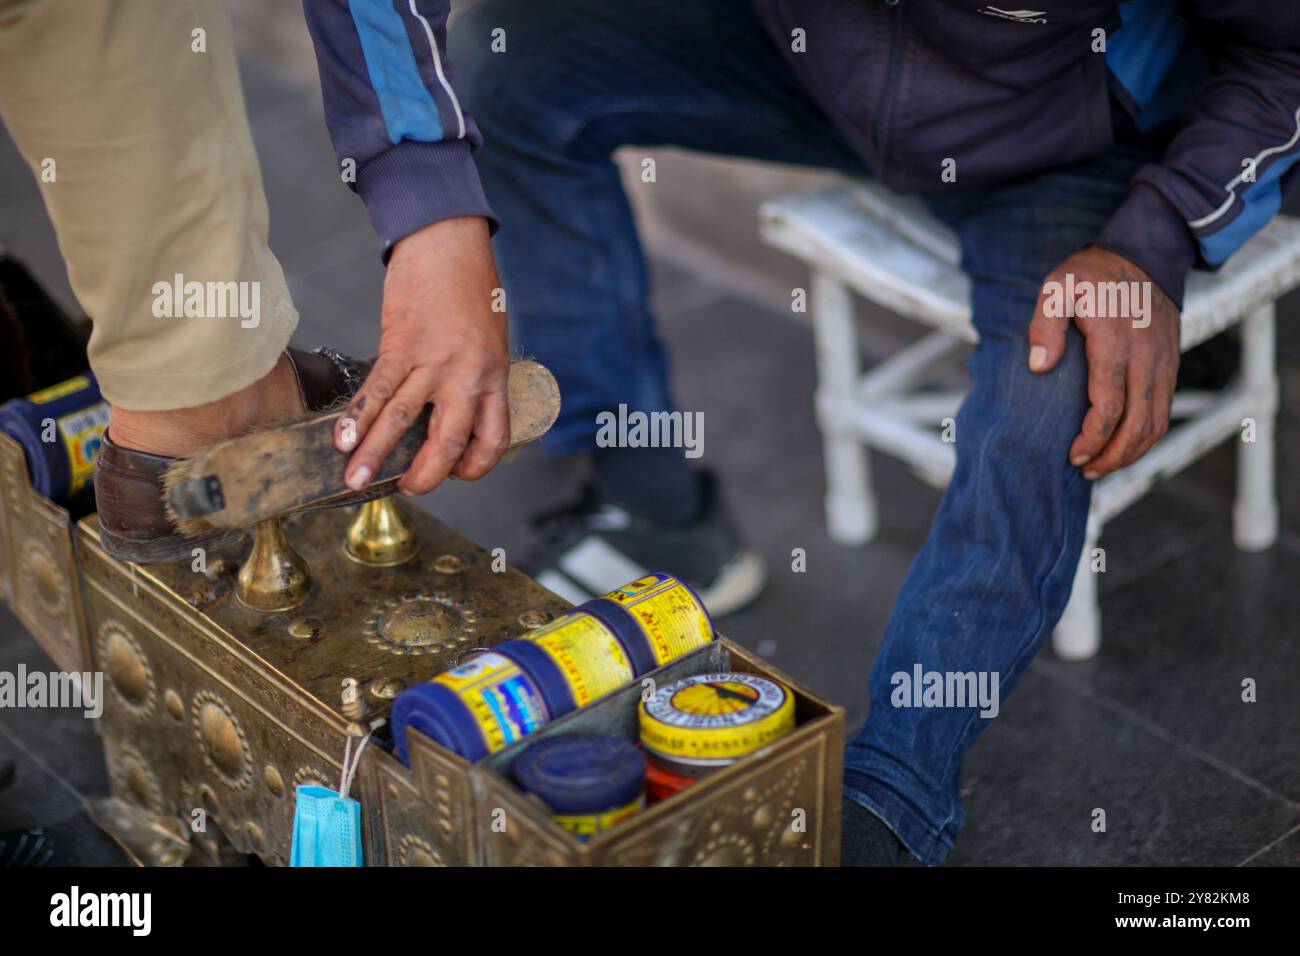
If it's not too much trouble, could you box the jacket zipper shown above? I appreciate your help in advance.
[872,0,905,166]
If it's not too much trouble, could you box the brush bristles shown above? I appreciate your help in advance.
[160,405,335,537]
[160,458,226,538]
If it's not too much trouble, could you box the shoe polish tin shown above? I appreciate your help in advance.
[639,672,796,774]
[392,651,553,763]
[0,373,108,503]
[513,734,646,841]
[579,572,715,675]
[522,610,636,707]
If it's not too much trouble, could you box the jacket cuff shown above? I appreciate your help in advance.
[355,140,499,263]
[1092,182,1199,309]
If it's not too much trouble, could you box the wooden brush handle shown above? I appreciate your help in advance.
[166,360,560,529]
[502,359,563,446]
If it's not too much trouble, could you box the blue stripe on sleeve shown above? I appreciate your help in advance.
[347,0,444,145]
[1199,154,1298,265]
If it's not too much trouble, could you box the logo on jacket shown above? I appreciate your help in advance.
[978,6,1047,23]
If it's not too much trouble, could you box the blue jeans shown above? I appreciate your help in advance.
[453,0,1160,864]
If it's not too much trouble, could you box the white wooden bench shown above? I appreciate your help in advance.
[759,180,1299,659]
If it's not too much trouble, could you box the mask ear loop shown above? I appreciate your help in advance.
[338,718,386,799]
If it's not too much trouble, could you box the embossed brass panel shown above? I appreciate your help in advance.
[373,751,466,867]
[86,574,343,865]
[0,431,90,673]
[404,722,481,866]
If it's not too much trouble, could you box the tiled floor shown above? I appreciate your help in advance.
[1,56,1298,867]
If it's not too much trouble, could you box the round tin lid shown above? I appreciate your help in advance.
[514,733,645,814]
[639,672,795,766]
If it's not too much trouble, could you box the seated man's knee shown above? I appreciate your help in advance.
[963,334,1090,469]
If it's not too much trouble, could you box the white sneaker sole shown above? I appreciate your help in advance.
[534,544,767,619]
[694,549,767,618]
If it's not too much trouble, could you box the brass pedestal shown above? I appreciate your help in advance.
[237,519,312,612]
[344,497,418,567]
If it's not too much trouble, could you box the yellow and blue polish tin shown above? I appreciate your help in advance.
[639,672,796,773]
[578,572,715,675]
[0,373,108,504]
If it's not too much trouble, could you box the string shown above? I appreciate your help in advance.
[338,718,385,799]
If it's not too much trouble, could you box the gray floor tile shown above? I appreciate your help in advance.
[947,670,1300,866]
[0,609,113,797]
[1242,825,1300,867]
[0,612,127,866]
[1037,536,1300,804]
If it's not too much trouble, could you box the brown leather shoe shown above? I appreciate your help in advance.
[94,347,370,563]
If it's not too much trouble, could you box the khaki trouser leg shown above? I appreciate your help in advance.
[0,0,297,410]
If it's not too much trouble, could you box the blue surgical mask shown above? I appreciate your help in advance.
[290,785,362,867]
[290,721,379,867]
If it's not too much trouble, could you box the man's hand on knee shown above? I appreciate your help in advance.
[1026,246,1180,480]
[333,216,511,496]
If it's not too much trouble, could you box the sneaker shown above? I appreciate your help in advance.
[521,471,766,618]
[0,827,58,867]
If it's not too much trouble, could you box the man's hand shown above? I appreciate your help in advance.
[1027,246,1180,479]
[335,216,510,495]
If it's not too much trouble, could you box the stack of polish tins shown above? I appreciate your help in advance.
[393,573,797,841]
[512,670,797,841]
[392,573,714,763]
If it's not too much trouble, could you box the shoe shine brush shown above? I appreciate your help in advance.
[162,359,560,536]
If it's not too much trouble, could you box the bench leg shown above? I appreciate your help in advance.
[811,272,876,544]
[1053,520,1101,661]
[1234,303,1279,552]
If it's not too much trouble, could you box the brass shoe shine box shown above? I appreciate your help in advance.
[3,443,843,865]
